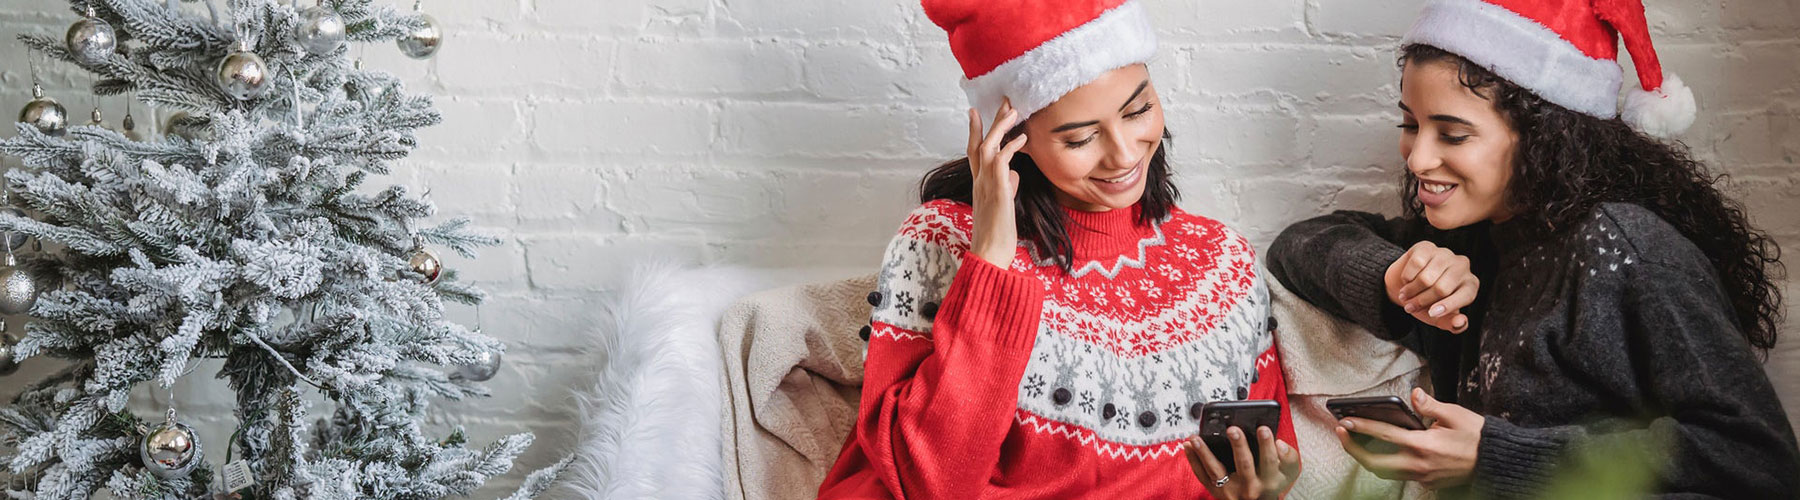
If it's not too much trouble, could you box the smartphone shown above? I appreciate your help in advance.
[1325,395,1426,431]
[1196,400,1281,474]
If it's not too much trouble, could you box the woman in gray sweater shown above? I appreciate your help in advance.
[1266,32,1799,500]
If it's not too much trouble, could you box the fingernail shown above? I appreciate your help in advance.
[1229,427,1242,439]
[1398,292,1408,301]
[1339,419,1355,430]
[1429,305,1446,317]
[1404,303,1418,313]
[1259,427,1272,439]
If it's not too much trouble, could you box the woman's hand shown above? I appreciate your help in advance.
[1384,241,1478,333]
[966,101,1027,268]
[1335,388,1483,490]
[1183,425,1300,500]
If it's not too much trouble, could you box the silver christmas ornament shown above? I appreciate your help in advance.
[217,42,270,100]
[86,106,117,133]
[0,252,40,315]
[0,331,19,376]
[122,108,140,141]
[407,247,441,285]
[64,11,117,64]
[396,6,441,59]
[456,348,501,382]
[139,409,202,480]
[1,208,29,253]
[19,84,68,137]
[295,6,346,56]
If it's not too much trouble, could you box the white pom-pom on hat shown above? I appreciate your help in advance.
[1622,73,1696,139]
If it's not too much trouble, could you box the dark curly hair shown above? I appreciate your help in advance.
[1399,43,1784,353]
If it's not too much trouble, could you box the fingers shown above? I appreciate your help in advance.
[1334,425,1411,478]
[997,134,1028,166]
[966,108,981,158]
[1182,440,1212,483]
[1189,436,1229,489]
[1429,281,1477,318]
[982,101,1018,156]
[1339,417,1414,448]
[1412,387,1474,426]
[1256,426,1280,484]
[1228,427,1258,479]
[1334,425,1378,467]
[1277,440,1301,478]
[1434,313,1470,333]
[1399,242,1437,282]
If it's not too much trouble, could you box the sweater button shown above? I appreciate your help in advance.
[866,291,882,307]
[1137,411,1157,428]
[1052,388,1071,406]
[921,301,939,320]
[1102,404,1117,420]
[1189,402,1204,420]
[1236,387,1249,400]
[1267,316,1279,332]
[858,325,871,341]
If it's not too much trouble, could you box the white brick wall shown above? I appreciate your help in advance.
[2,0,1797,495]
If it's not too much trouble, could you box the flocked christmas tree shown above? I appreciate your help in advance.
[0,0,566,498]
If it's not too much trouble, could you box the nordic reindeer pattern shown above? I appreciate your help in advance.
[867,200,1275,457]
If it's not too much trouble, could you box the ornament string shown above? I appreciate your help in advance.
[247,331,326,390]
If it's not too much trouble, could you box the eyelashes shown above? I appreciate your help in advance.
[1064,102,1157,149]
[1125,101,1154,119]
[1396,123,1469,145]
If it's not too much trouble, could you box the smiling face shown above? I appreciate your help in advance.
[1398,59,1520,230]
[1018,64,1165,212]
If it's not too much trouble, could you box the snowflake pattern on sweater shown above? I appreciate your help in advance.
[868,199,1280,455]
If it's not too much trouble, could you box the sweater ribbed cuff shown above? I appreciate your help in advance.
[1335,239,1405,336]
[1473,416,1565,499]
[935,255,1045,352]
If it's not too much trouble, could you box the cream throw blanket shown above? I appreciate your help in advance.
[718,273,1431,500]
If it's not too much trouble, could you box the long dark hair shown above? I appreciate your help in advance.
[1399,43,1784,352]
[917,125,1178,274]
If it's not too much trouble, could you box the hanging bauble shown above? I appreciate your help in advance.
[18,84,67,137]
[122,109,141,141]
[64,11,117,64]
[456,347,501,382]
[216,42,270,100]
[1,208,30,253]
[294,5,346,56]
[0,252,41,315]
[138,409,202,480]
[407,247,441,285]
[0,332,19,376]
[86,106,118,133]
[396,9,442,59]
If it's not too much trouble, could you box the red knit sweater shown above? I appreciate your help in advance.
[818,200,1298,499]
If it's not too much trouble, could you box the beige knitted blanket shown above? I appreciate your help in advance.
[718,273,1432,500]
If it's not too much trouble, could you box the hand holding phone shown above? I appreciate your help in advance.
[1182,399,1299,500]
[1195,400,1282,474]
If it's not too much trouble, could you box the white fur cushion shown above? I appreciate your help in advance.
[557,261,865,500]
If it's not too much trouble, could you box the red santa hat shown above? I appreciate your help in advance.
[1403,0,1697,137]
[924,0,1157,132]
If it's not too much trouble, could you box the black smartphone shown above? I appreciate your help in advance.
[1325,395,1426,431]
[1196,400,1281,474]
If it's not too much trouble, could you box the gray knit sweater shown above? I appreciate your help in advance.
[1267,202,1799,499]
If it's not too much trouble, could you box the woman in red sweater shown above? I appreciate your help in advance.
[816,1,1301,498]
